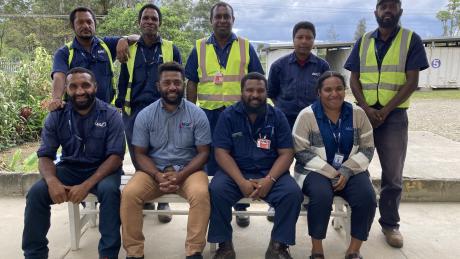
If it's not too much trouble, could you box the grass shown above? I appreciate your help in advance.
[412,89,460,99]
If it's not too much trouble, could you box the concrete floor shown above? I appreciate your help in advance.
[2,197,459,259]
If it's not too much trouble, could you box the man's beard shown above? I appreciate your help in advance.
[72,92,96,110]
[243,99,267,115]
[161,90,184,105]
[375,11,402,29]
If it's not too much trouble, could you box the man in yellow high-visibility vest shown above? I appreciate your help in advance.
[184,1,264,228]
[344,0,428,249]
[49,6,133,112]
[114,4,182,225]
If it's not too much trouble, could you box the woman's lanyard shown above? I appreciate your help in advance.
[328,118,342,154]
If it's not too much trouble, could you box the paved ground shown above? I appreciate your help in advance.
[2,197,459,259]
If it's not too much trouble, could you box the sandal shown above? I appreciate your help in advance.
[310,253,325,259]
[345,253,363,259]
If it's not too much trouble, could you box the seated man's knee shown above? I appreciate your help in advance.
[26,180,49,202]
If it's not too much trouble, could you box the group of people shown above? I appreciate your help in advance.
[21,0,429,259]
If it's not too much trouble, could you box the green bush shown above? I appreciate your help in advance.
[0,47,51,151]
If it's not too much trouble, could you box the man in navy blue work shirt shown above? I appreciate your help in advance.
[208,72,303,259]
[344,0,429,249]
[22,67,125,259]
[49,6,133,111]
[185,1,264,227]
[268,21,330,129]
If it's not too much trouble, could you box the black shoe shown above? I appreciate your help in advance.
[157,202,172,223]
[213,241,236,259]
[186,252,203,259]
[143,202,155,210]
[265,239,292,259]
[266,206,275,222]
[126,257,144,259]
[235,208,250,227]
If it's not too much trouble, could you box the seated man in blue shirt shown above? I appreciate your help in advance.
[268,21,330,129]
[208,72,303,259]
[120,62,212,259]
[22,67,126,259]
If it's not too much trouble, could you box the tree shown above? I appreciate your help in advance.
[437,0,460,36]
[354,18,366,40]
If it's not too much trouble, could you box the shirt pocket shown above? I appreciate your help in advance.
[149,128,166,149]
[85,127,107,159]
[231,132,250,157]
[58,129,75,156]
[94,50,113,77]
[280,77,295,100]
[174,125,194,149]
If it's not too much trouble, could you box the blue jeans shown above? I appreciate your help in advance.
[22,163,122,259]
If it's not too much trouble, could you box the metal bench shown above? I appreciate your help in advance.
[68,175,352,252]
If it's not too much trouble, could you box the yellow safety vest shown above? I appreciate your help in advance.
[123,39,173,115]
[359,28,413,108]
[197,37,250,110]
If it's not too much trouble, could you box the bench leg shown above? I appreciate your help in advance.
[344,204,352,244]
[68,202,81,251]
[87,202,97,228]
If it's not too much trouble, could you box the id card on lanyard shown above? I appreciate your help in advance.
[329,118,344,169]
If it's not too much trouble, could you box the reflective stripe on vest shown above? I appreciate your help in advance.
[66,38,117,104]
[197,37,249,110]
[123,39,174,115]
[359,28,413,108]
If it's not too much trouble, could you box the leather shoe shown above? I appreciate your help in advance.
[382,228,403,248]
[186,252,203,259]
[265,239,293,259]
[235,208,250,227]
[266,206,275,222]
[157,202,172,223]
[213,240,236,259]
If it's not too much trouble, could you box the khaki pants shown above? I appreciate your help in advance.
[120,170,210,257]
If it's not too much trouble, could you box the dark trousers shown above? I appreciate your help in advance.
[22,164,122,259]
[208,170,303,245]
[203,107,247,211]
[374,109,408,229]
[123,108,143,170]
[302,172,376,241]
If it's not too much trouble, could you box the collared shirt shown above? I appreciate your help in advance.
[184,33,265,83]
[37,99,125,166]
[213,102,293,173]
[311,100,354,166]
[268,52,330,119]
[115,36,182,112]
[344,26,429,73]
[52,36,120,103]
[132,99,211,169]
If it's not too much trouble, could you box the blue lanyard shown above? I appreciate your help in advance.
[245,106,273,143]
[328,118,342,154]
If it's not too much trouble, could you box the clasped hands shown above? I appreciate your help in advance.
[239,177,274,200]
[154,171,184,193]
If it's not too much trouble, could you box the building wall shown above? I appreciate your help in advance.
[265,45,460,89]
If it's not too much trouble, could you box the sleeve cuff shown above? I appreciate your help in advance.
[338,166,354,181]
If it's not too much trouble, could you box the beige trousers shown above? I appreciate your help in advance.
[120,170,210,257]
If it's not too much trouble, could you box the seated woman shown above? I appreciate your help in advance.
[292,71,377,259]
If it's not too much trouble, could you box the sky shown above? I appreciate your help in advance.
[225,0,450,43]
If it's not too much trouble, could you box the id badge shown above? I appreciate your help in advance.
[257,138,271,150]
[213,71,224,85]
[332,153,344,169]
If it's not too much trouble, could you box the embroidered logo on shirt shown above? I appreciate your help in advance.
[180,121,192,128]
[312,72,321,77]
[231,132,243,138]
[95,121,107,127]
[97,49,105,54]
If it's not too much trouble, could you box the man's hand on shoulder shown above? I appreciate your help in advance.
[116,37,130,63]
[48,99,66,112]
[46,177,68,204]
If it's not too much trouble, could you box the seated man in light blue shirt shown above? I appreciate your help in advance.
[120,62,212,259]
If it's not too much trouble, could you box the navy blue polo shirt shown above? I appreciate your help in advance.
[268,52,330,119]
[344,26,429,74]
[185,33,265,83]
[213,102,293,173]
[52,36,120,103]
[115,37,182,112]
[37,98,125,166]
[311,100,354,167]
